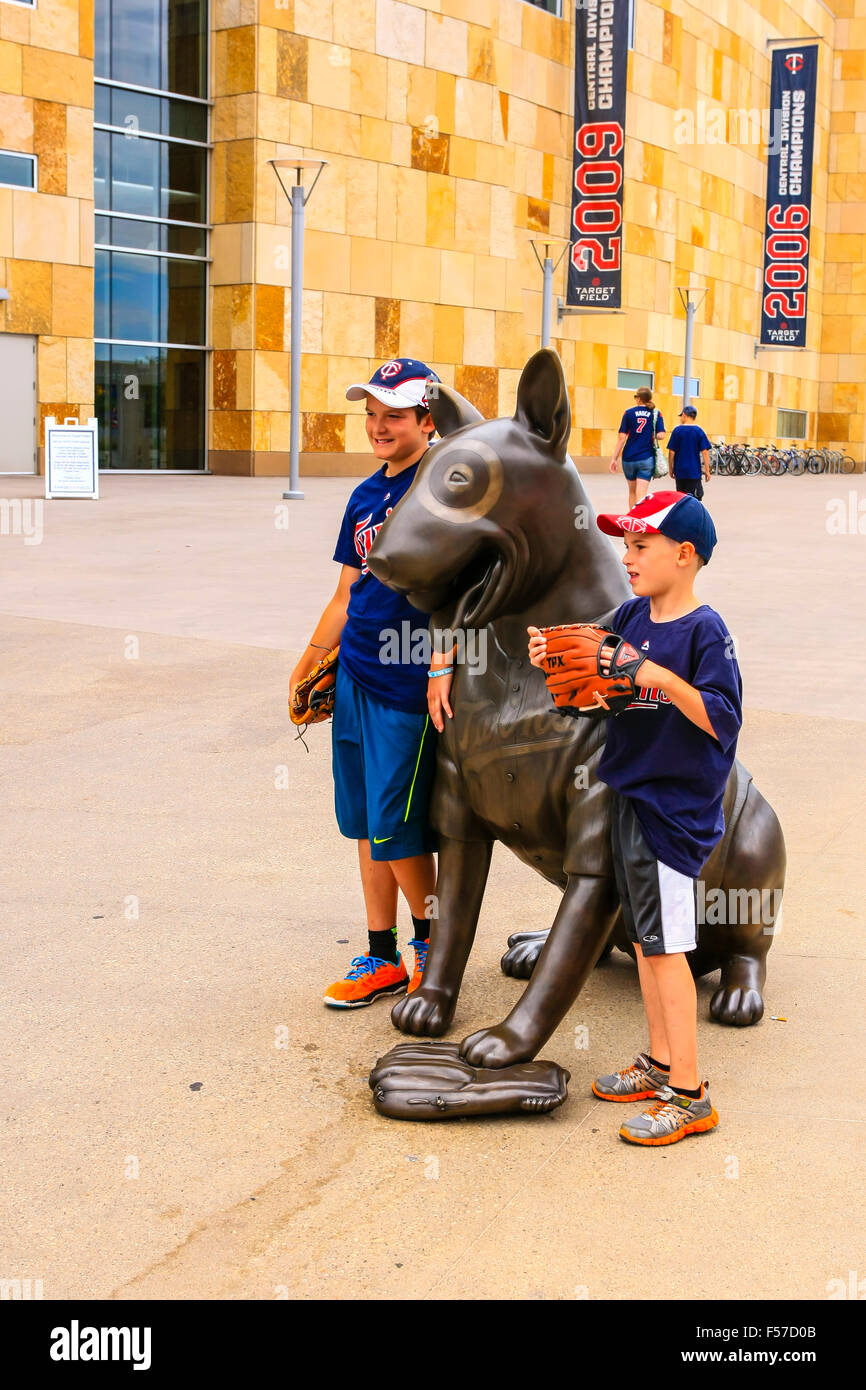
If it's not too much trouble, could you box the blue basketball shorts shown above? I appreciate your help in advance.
[331,664,437,861]
[621,455,655,481]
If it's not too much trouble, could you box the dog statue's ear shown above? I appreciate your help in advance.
[513,348,571,460]
[427,382,484,438]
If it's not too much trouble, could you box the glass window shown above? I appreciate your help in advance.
[96,249,206,344]
[0,150,36,189]
[94,129,206,223]
[95,214,206,256]
[95,83,208,143]
[95,0,207,98]
[672,376,700,398]
[617,369,654,391]
[522,0,561,15]
[96,344,206,469]
[777,409,807,439]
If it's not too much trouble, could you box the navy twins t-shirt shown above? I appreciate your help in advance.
[332,457,431,713]
[597,598,743,876]
[619,406,664,461]
[668,423,711,479]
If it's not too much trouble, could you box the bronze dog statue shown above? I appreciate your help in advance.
[367,349,786,1071]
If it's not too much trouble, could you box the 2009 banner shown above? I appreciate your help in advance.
[567,0,629,308]
[760,45,818,347]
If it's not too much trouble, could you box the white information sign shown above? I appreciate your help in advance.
[45,417,99,499]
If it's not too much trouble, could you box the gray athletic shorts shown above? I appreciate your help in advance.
[610,791,697,957]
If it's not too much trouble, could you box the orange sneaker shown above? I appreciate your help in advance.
[407,938,428,994]
[323,953,408,1009]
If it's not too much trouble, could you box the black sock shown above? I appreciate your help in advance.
[410,913,430,943]
[646,1053,670,1071]
[670,1082,702,1099]
[368,926,398,965]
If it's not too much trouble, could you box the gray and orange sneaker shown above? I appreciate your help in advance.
[323,953,408,1009]
[619,1082,719,1146]
[592,1053,669,1102]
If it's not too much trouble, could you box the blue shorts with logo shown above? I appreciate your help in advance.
[331,664,438,861]
[622,454,654,481]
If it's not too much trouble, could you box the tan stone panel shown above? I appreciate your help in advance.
[454,77,493,143]
[440,248,474,307]
[426,171,456,246]
[411,126,450,173]
[398,299,434,360]
[303,158,347,235]
[432,303,463,364]
[14,192,78,265]
[361,115,393,163]
[308,38,352,110]
[326,354,372,413]
[256,284,286,350]
[256,0,295,30]
[489,184,514,259]
[374,297,400,358]
[256,94,295,143]
[303,411,345,451]
[391,124,412,167]
[65,338,92,404]
[351,49,388,120]
[215,27,257,96]
[224,141,256,222]
[213,349,237,411]
[33,100,66,197]
[294,0,333,41]
[290,229,346,296]
[234,350,253,408]
[0,39,22,95]
[254,411,271,452]
[376,163,397,241]
[38,336,66,401]
[312,107,361,157]
[474,254,507,311]
[211,224,244,286]
[394,164,428,245]
[334,0,376,51]
[29,0,78,54]
[213,410,253,450]
[462,306,494,365]
[455,364,497,417]
[277,32,308,101]
[455,179,490,250]
[448,135,476,180]
[0,187,13,257]
[351,236,393,297]
[392,242,441,304]
[407,67,437,130]
[51,264,93,337]
[79,199,93,268]
[376,0,426,64]
[386,58,409,123]
[345,159,379,239]
[322,290,375,356]
[65,106,93,200]
[255,351,290,411]
[0,94,34,151]
[344,409,370,454]
[297,351,328,411]
[468,23,494,83]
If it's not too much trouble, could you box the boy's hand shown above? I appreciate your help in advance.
[427,670,453,733]
[527,625,547,667]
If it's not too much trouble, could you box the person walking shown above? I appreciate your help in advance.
[610,386,666,507]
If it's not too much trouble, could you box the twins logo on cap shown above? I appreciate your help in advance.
[345,358,441,410]
[596,490,718,563]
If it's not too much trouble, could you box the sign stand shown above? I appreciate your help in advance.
[45,417,99,499]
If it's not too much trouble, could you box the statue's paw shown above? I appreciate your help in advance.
[391,986,455,1037]
[710,982,765,1027]
[500,933,547,979]
[460,1024,532,1069]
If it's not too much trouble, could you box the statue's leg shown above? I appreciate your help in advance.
[391,834,493,1038]
[710,785,786,1026]
[461,872,619,1067]
[502,914,620,979]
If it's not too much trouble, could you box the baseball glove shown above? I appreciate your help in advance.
[369,1041,571,1120]
[539,623,646,718]
[290,645,339,729]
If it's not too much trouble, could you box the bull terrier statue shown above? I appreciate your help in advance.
[366,349,786,1080]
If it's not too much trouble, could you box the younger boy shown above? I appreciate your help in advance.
[289,359,441,1008]
[528,491,742,1145]
[667,404,711,499]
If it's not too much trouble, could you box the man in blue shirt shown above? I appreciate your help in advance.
[289,359,441,1008]
[667,405,711,499]
[610,386,666,508]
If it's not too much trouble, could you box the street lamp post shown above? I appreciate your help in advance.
[529,237,571,348]
[270,158,328,500]
[676,285,707,412]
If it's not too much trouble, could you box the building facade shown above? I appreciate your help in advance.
[0,0,863,476]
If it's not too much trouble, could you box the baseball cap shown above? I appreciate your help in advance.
[345,358,440,410]
[681,405,697,418]
[596,490,717,563]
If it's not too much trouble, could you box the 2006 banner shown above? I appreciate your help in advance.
[567,0,629,309]
[760,45,818,347]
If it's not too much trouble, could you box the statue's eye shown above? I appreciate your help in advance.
[446,465,473,488]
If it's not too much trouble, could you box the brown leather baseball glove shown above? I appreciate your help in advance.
[539,623,646,718]
[290,645,339,728]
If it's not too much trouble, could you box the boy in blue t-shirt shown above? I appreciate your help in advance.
[528,491,742,1145]
[289,359,441,1008]
[610,386,666,507]
[667,404,711,499]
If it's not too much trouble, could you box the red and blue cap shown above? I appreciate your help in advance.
[596,490,717,563]
[346,358,440,410]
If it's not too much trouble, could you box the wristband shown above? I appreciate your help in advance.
[427,666,454,678]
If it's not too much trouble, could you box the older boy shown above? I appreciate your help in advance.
[289,359,441,1008]
[529,491,742,1145]
[667,405,711,499]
